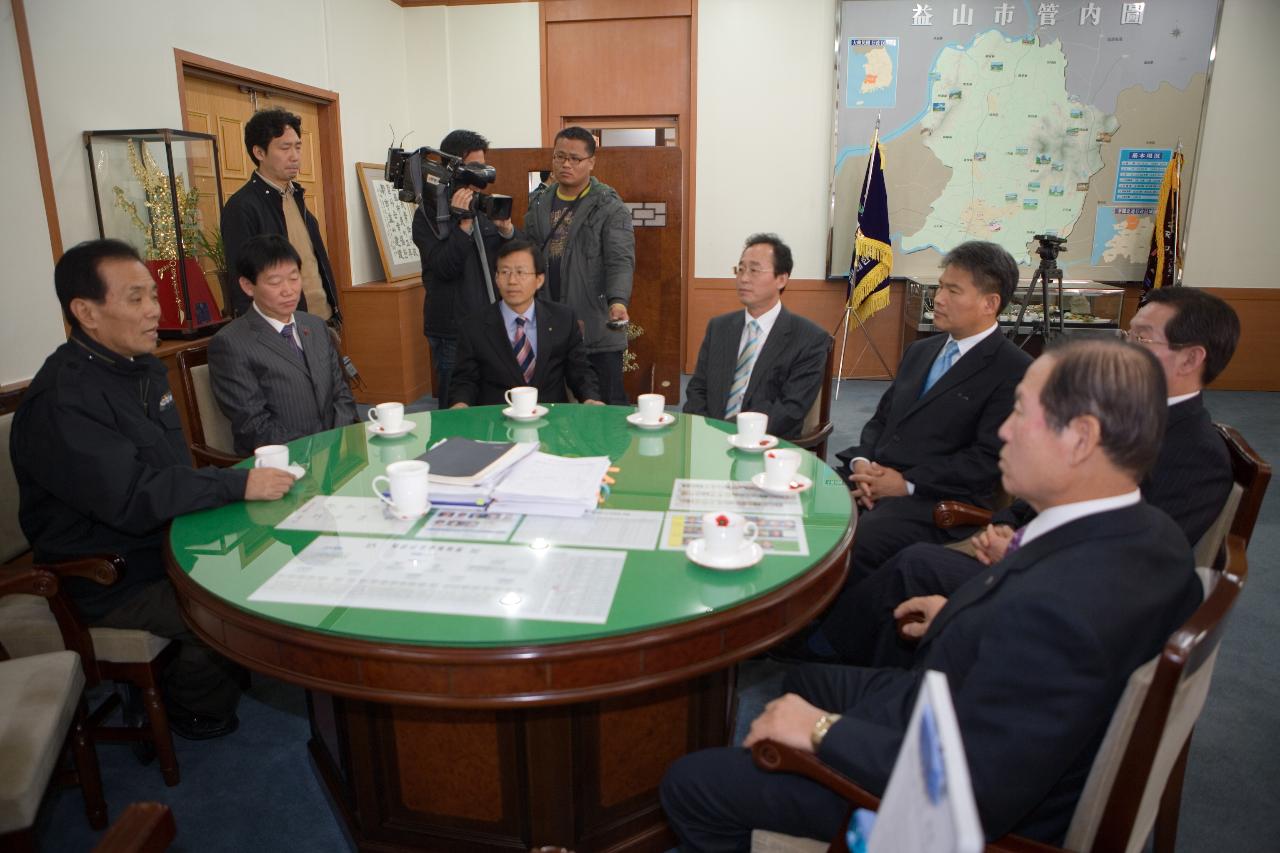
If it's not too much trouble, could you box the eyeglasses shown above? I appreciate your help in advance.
[732,264,774,278]
[1120,329,1184,349]
[551,151,592,166]
[496,268,537,279]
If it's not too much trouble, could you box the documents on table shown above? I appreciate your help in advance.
[275,496,423,536]
[510,509,665,551]
[659,512,809,556]
[491,452,611,517]
[668,479,803,516]
[415,509,522,541]
[248,536,624,624]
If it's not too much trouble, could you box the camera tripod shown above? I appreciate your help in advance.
[1010,235,1066,347]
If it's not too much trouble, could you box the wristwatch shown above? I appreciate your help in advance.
[810,713,842,751]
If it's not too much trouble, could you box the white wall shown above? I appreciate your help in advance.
[1182,0,1278,288]
[0,3,64,384]
[695,0,836,279]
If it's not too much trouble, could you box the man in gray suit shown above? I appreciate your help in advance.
[684,233,830,439]
[209,235,357,456]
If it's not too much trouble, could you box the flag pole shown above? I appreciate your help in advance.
[1172,141,1183,286]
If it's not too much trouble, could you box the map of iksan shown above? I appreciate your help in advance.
[831,1,1219,280]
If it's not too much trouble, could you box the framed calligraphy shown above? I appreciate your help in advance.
[356,161,420,282]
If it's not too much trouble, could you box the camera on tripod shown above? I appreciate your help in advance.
[384,145,513,238]
[1033,233,1067,263]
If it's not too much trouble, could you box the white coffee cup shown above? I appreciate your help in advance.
[505,386,538,417]
[701,510,758,558]
[368,402,405,432]
[764,448,803,489]
[736,411,768,445]
[372,460,431,518]
[254,444,289,470]
[636,393,665,424]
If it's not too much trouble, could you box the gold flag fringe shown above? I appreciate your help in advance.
[849,232,893,321]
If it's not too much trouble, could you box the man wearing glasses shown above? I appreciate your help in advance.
[683,233,830,439]
[449,240,602,407]
[525,126,635,404]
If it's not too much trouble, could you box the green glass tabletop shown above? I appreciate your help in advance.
[168,405,853,647]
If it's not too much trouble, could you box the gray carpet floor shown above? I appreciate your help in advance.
[32,382,1278,852]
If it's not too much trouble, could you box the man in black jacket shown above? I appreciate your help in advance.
[221,108,341,323]
[412,129,517,408]
[11,240,296,738]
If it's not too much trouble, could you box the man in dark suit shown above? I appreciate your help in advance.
[816,286,1242,668]
[683,233,831,439]
[449,240,602,407]
[208,235,357,456]
[834,241,1032,581]
[661,340,1204,850]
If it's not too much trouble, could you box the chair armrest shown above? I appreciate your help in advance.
[934,501,993,529]
[33,554,123,586]
[192,443,243,469]
[93,802,177,853]
[0,565,59,598]
[25,555,121,676]
[750,740,881,812]
[792,423,835,452]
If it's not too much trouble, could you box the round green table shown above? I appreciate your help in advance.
[167,405,853,852]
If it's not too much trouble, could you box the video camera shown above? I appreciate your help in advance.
[1032,233,1067,263]
[385,145,513,239]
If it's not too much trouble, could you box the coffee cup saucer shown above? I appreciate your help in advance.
[286,463,307,479]
[503,405,549,422]
[750,472,812,495]
[686,538,764,571]
[366,421,414,438]
[626,411,675,429]
[727,433,778,453]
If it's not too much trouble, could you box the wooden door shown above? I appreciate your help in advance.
[486,147,683,403]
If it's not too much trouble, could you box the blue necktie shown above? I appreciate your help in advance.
[512,317,535,383]
[281,323,303,356]
[921,339,959,397]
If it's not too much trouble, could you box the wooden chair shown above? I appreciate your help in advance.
[0,569,107,849]
[174,343,241,468]
[1,393,181,787]
[933,422,1272,565]
[791,337,837,461]
[750,535,1249,853]
[93,802,177,853]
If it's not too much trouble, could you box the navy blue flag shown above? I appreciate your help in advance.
[849,141,892,321]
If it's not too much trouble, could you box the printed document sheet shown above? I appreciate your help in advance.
[248,536,623,624]
[275,496,423,536]
[669,479,803,516]
[660,512,809,555]
[510,509,665,551]
[415,509,522,541]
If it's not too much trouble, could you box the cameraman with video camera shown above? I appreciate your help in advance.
[412,130,517,408]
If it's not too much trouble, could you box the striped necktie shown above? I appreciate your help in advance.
[281,323,303,356]
[512,316,535,383]
[920,339,959,397]
[725,319,762,418]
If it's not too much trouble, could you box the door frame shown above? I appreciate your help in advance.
[173,49,352,311]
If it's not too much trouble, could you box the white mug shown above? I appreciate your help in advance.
[701,510,758,557]
[736,411,768,445]
[372,460,430,518]
[636,393,665,424]
[368,402,405,431]
[253,444,289,470]
[505,386,538,417]
[764,448,803,489]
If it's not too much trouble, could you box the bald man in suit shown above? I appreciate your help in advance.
[208,235,356,456]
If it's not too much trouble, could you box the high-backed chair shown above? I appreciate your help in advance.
[0,569,107,847]
[175,343,241,468]
[749,535,1249,853]
[791,337,836,461]
[1,389,181,786]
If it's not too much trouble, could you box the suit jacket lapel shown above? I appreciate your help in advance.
[904,331,999,417]
[711,312,747,418]
[298,316,330,410]
[888,334,947,423]
[247,310,309,378]
[531,305,557,388]
[745,308,790,401]
[484,305,525,387]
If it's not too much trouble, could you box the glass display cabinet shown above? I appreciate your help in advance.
[85,129,227,338]
[906,279,1126,338]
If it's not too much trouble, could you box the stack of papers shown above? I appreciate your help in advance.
[491,452,611,517]
[418,439,539,507]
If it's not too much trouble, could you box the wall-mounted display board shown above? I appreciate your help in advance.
[828,0,1221,282]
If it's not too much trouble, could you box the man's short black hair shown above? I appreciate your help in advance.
[554,126,597,157]
[941,241,1020,312]
[440,130,489,159]
[1041,339,1167,480]
[236,235,302,284]
[744,233,793,276]
[54,239,143,330]
[244,108,302,166]
[496,239,545,275]
[1143,287,1241,385]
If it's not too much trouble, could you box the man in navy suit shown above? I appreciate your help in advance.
[661,340,1203,850]
[817,286,1241,669]
[449,240,602,407]
[834,241,1032,581]
[683,233,830,439]
[208,235,357,456]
